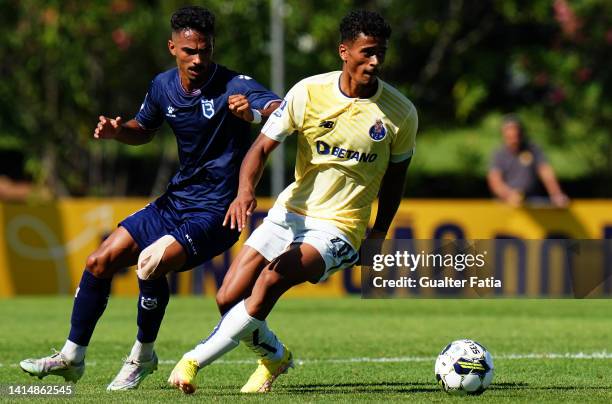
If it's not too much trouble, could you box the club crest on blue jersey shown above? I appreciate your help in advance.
[368,118,387,141]
[201,99,215,118]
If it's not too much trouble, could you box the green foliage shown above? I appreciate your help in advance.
[0,0,610,196]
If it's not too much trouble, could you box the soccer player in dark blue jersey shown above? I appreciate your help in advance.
[20,6,280,391]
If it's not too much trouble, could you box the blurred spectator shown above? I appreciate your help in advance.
[487,115,569,207]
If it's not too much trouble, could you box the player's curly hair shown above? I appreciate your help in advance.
[340,10,391,42]
[171,6,215,36]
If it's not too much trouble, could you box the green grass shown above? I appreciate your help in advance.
[1,297,612,402]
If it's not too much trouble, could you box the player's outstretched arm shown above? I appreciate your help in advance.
[93,116,155,145]
[369,158,412,240]
[223,134,280,231]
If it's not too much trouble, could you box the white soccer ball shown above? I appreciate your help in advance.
[434,339,494,395]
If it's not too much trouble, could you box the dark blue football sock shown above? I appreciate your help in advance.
[68,270,111,346]
[136,276,170,343]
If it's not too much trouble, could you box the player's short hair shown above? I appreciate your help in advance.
[340,10,391,43]
[171,6,215,37]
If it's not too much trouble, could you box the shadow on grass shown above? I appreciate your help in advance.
[159,381,612,396]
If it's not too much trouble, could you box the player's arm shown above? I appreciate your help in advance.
[93,116,155,145]
[536,163,569,207]
[224,134,280,231]
[487,169,522,206]
[228,95,281,123]
[369,158,412,239]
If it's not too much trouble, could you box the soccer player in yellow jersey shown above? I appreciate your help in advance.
[169,10,418,394]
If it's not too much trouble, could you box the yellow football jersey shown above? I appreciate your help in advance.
[261,71,418,248]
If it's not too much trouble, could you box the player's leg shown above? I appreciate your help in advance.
[20,226,140,382]
[216,216,295,367]
[169,243,325,394]
[239,233,357,394]
[108,207,195,391]
[106,238,184,390]
[111,213,239,390]
[216,246,269,314]
[215,246,289,391]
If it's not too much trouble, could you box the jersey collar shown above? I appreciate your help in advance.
[334,71,383,103]
[176,63,219,97]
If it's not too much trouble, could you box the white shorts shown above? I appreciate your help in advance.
[245,206,359,282]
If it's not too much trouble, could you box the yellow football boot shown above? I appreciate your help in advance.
[167,357,199,394]
[240,346,294,393]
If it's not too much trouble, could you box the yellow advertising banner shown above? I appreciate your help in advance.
[0,199,610,297]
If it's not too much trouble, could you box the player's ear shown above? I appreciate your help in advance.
[168,39,176,56]
[339,43,348,63]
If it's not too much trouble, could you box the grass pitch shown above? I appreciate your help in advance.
[1,297,611,403]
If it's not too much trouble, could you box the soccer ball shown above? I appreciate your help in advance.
[434,339,494,395]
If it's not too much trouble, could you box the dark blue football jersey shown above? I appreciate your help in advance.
[135,64,280,215]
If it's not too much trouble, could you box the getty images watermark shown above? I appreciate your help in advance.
[359,239,612,298]
[370,248,495,288]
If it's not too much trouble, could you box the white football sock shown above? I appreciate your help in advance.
[129,340,155,362]
[184,300,261,367]
[61,340,86,364]
[240,321,284,361]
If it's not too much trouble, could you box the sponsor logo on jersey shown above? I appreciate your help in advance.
[316,140,377,163]
[166,105,177,118]
[368,118,387,141]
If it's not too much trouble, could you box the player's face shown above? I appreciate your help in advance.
[502,122,522,151]
[339,34,388,86]
[168,29,214,84]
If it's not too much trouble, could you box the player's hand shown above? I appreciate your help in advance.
[228,94,255,122]
[223,189,257,232]
[94,116,123,139]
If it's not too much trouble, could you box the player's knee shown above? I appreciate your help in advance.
[258,264,287,291]
[86,251,112,278]
[137,235,177,280]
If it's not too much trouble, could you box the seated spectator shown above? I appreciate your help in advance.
[487,115,569,207]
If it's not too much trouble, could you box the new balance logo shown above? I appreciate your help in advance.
[319,120,334,129]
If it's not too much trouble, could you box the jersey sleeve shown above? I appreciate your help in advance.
[390,103,418,162]
[260,81,308,142]
[229,75,281,110]
[134,78,164,130]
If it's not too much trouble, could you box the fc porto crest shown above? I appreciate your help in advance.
[368,118,387,141]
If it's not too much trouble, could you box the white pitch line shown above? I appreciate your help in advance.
[5,352,612,368]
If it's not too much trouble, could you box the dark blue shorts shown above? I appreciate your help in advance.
[119,202,240,272]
